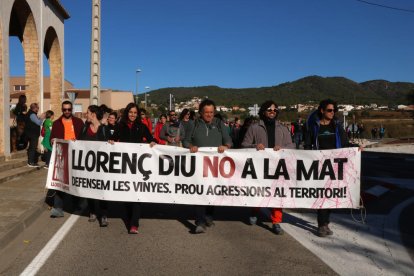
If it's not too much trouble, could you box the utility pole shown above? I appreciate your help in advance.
[169,94,174,111]
[90,0,101,105]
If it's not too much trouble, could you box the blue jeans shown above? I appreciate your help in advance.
[294,133,303,149]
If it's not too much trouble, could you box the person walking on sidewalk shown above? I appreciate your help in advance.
[184,99,232,234]
[241,100,295,235]
[304,98,359,237]
[49,101,84,218]
[112,103,156,234]
[24,103,46,167]
[41,110,54,168]
[79,105,109,227]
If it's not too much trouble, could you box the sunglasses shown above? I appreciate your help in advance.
[266,108,278,112]
[62,108,72,112]
[325,109,335,113]
[170,114,177,116]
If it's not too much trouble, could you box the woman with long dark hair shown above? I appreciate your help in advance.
[79,105,110,227]
[115,103,156,234]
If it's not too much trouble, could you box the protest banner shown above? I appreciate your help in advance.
[46,139,361,209]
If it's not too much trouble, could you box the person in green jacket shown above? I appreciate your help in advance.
[41,110,54,168]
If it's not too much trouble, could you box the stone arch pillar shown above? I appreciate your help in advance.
[0,19,4,155]
[9,0,40,107]
[44,27,62,114]
[22,12,40,106]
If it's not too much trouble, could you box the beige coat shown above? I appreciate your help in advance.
[241,120,295,149]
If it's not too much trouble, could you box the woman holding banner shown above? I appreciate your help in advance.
[115,103,156,234]
[304,99,359,237]
[79,105,110,227]
[241,100,295,235]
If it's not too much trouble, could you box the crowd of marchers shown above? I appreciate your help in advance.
[13,96,359,237]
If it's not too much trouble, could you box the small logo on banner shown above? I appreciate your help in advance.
[52,142,69,186]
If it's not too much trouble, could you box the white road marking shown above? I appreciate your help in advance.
[20,215,80,276]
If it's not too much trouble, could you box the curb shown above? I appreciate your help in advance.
[0,167,40,185]
[0,199,47,250]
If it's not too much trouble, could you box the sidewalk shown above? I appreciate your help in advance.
[0,169,48,249]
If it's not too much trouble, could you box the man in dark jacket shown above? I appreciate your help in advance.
[49,101,84,218]
[304,98,359,237]
[185,99,232,234]
[24,103,45,167]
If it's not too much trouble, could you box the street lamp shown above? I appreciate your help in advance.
[135,69,141,104]
[144,86,150,109]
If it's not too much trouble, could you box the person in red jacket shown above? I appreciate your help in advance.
[153,114,167,145]
[49,101,84,218]
[140,108,153,134]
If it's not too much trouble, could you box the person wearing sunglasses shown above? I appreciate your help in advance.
[241,100,295,235]
[48,100,85,218]
[304,98,358,237]
[160,110,185,147]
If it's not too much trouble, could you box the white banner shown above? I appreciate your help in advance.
[46,140,361,209]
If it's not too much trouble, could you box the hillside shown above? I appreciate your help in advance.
[145,76,414,108]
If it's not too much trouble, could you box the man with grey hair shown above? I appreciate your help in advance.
[24,103,45,167]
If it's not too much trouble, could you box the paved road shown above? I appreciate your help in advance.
[1,204,335,275]
[1,150,412,275]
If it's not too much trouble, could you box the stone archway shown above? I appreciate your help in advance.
[1,0,69,157]
[44,26,62,114]
[9,0,40,106]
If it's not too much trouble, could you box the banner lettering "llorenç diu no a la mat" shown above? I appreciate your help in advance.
[46,140,361,209]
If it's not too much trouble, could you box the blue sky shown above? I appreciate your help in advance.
[9,0,414,93]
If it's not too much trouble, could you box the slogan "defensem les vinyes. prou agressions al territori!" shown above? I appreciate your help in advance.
[47,140,361,208]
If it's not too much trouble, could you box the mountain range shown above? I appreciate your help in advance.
[145,76,414,108]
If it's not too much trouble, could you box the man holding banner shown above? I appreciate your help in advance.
[242,100,295,235]
[186,99,232,234]
[49,101,84,218]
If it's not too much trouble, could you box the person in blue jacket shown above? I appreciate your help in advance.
[304,99,358,237]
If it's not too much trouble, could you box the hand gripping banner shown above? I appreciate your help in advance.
[46,140,361,209]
